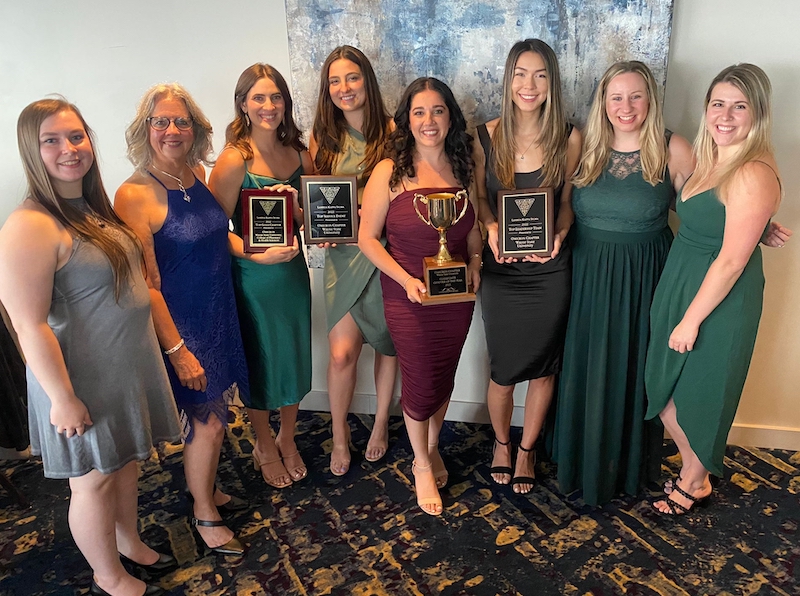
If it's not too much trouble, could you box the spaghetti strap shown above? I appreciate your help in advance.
[753,160,782,192]
[147,171,169,190]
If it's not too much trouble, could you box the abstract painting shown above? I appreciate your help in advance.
[284,0,674,132]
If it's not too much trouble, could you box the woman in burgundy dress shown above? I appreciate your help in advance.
[359,78,483,516]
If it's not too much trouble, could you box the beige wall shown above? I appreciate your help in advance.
[0,0,796,448]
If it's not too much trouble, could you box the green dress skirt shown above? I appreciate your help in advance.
[323,127,395,356]
[230,163,312,410]
[645,189,764,477]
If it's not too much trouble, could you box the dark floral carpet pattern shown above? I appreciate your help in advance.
[1,408,799,595]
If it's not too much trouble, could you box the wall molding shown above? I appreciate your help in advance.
[301,393,800,451]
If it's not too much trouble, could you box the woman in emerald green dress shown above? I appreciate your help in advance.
[209,64,312,489]
[309,46,398,476]
[553,62,694,506]
[645,64,783,515]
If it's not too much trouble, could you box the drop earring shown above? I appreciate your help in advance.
[244,112,251,127]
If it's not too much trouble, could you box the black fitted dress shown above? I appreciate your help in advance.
[477,124,572,385]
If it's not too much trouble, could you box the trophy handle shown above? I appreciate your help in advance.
[413,193,431,226]
[452,189,470,225]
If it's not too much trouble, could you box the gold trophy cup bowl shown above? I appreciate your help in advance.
[413,190,469,265]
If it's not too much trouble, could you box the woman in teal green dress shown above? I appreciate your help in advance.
[553,62,694,505]
[209,63,312,489]
[309,46,398,476]
[645,64,783,515]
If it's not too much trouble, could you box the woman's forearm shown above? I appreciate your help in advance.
[680,257,748,328]
[360,236,410,286]
[15,322,78,407]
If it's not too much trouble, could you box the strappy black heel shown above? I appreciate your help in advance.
[511,443,536,494]
[654,483,712,515]
[489,437,513,485]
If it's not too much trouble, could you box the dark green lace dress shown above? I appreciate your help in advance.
[554,148,673,505]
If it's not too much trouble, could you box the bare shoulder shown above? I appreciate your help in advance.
[484,118,500,136]
[0,201,64,254]
[300,149,314,175]
[371,158,394,180]
[727,158,781,214]
[214,146,246,173]
[567,125,583,146]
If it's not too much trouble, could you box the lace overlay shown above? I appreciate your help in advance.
[608,150,643,180]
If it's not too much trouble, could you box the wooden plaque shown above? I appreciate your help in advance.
[301,175,359,244]
[241,188,293,253]
[496,187,555,258]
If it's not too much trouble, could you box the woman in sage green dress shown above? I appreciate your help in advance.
[209,64,312,489]
[645,64,783,515]
[309,46,398,476]
[552,62,694,506]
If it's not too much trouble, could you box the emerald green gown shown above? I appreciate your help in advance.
[554,149,672,505]
[645,188,765,477]
[230,160,312,410]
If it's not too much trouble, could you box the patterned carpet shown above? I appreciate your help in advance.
[1,408,798,595]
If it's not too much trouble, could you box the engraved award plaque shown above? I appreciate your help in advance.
[241,188,293,253]
[413,190,477,305]
[301,175,359,244]
[496,187,555,258]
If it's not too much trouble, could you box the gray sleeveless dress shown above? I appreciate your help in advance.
[27,209,181,478]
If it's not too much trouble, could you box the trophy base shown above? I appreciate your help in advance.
[421,256,476,306]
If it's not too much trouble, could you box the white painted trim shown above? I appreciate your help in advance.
[726,423,800,451]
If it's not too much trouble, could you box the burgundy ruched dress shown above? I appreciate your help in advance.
[380,187,476,421]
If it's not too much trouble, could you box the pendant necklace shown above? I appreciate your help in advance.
[153,167,191,202]
[517,135,536,161]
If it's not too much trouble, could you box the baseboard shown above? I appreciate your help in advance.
[300,393,800,451]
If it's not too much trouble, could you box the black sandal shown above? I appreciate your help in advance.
[489,437,513,485]
[511,444,536,494]
[654,483,711,516]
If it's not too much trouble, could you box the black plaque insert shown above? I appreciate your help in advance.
[301,175,359,244]
[497,187,555,258]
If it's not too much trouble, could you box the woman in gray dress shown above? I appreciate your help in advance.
[0,98,181,596]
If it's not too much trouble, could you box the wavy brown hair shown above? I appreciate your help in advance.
[491,39,570,189]
[17,98,139,299]
[312,46,391,178]
[388,77,474,189]
[225,63,306,160]
[573,61,668,187]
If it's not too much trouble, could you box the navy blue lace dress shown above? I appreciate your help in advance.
[151,174,250,441]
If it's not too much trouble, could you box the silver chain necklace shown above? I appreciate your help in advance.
[153,167,191,202]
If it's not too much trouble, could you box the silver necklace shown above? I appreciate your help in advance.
[153,167,191,202]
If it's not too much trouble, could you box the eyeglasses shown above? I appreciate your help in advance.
[147,116,193,131]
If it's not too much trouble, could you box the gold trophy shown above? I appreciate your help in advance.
[413,190,476,305]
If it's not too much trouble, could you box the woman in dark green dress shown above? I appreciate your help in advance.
[553,62,694,505]
[645,64,783,515]
[209,64,312,490]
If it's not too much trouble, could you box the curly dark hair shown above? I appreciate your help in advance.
[388,77,474,189]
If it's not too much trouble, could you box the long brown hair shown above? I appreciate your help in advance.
[311,46,391,178]
[573,61,668,187]
[17,98,139,298]
[492,39,570,189]
[225,63,306,160]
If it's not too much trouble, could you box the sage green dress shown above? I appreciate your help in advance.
[230,160,312,410]
[323,127,395,355]
[645,188,765,477]
[554,149,672,505]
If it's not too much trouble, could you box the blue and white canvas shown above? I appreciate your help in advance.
[284,0,674,132]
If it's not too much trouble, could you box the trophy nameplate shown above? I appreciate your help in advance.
[497,187,555,258]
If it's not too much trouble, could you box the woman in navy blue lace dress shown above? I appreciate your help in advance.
[116,84,249,556]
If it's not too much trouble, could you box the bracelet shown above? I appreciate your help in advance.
[164,338,185,355]
[402,275,414,289]
[469,253,482,261]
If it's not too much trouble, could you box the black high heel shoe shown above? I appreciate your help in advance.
[489,437,513,485]
[511,444,536,495]
[89,580,164,596]
[191,517,246,556]
[119,551,178,573]
[185,484,249,514]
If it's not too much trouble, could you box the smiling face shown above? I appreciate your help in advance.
[242,77,285,132]
[39,109,94,197]
[705,82,752,149]
[328,58,366,113]
[148,96,194,166]
[605,71,650,135]
[409,88,450,149]
[510,51,549,114]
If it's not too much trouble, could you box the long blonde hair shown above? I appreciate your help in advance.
[689,63,774,202]
[17,98,139,298]
[573,61,668,187]
[125,83,214,172]
[491,39,570,189]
